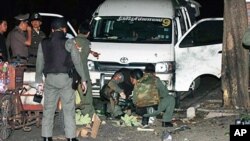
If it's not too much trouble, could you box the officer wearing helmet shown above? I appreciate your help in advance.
[29,13,46,69]
[35,18,87,141]
[133,63,176,128]
[100,68,142,119]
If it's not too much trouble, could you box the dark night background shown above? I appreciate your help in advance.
[0,0,223,31]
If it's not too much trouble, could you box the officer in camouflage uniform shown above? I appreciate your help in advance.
[132,66,158,127]
[138,63,175,127]
[29,13,46,69]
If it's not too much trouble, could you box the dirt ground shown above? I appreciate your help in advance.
[4,78,240,141]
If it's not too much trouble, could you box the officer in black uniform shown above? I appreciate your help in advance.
[36,18,87,141]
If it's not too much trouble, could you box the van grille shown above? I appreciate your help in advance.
[94,62,149,72]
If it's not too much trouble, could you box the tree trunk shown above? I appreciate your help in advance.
[222,0,250,109]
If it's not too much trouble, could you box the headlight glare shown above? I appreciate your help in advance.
[88,61,95,71]
[155,62,168,73]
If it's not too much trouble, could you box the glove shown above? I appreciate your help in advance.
[119,91,126,99]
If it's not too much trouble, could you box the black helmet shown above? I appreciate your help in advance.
[30,13,42,21]
[130,69,143,80]
[51,18,67,30]
[144,63,155,73]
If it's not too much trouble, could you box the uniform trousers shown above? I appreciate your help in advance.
[77,81,95,117]
[42,73,76,138]
[144,96,175,122]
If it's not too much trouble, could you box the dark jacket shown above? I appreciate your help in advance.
[41,31,72,75]
[0,34,7,61]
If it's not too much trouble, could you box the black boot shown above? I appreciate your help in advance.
[67,138,79,141]
[162,122,173,127]
[141,117,149,126]
[43,137,53,141]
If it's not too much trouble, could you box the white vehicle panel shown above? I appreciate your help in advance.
[174,18,223,91]
[97,0,174,18]
[175,44,222,91]
[88,43,175,63]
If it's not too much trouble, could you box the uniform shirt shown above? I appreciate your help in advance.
[6,26,29,57]
[35,37,86,84]
[75,33,91,80]
[108,79,123,93]
[107,68,133,96]
[154,77,169,98]
[29,29,46,56]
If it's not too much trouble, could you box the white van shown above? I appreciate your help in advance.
[87,0,223,100]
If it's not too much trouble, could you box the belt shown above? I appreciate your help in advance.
[12,56,28,61]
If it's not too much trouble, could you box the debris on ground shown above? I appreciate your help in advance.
[137,127,155,131]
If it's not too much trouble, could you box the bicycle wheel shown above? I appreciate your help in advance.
[0,95,13,140]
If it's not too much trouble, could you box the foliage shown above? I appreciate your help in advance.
[240,113,250,120]
[75,90,81,104]
[121,114,141,127]
[75,110,92,125]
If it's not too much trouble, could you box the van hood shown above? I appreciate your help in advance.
[88,42,174,63]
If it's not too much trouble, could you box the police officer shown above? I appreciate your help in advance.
[35,18,87,141]
[140,63,175,127]
[6,13,31,64]
[131,65,158,127]
[29,13,46,69]
[74,22,98,117]
[101,68,134,118]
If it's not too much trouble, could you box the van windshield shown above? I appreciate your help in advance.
[90,16,172,43]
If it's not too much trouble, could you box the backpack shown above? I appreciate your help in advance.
[133,73,160,107]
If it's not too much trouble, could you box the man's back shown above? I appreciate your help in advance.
[133,73,160,107]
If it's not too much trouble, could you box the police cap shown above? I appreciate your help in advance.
[51,18,67,30]
[30,13,42,21]
[14,13,30,22]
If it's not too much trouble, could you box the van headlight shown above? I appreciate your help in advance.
[155,62,174,73]
[88,61,95,71]
[94,16,101,21]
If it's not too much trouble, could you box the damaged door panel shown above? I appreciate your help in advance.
[174,18,223,92]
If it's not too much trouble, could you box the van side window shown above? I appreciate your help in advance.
[179,20,223,48]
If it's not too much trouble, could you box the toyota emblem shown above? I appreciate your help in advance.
[120,57,128,64]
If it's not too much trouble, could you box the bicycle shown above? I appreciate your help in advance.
[0,84,44,139]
